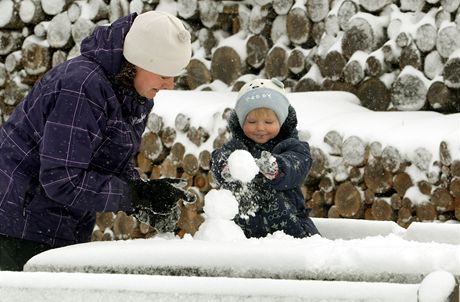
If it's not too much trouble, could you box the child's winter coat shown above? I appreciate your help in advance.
[211,106,320,238]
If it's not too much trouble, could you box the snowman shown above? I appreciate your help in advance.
[194,150,259,241]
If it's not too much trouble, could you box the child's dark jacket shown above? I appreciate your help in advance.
[211,106,319,238]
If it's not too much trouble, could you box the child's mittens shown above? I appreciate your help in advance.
[256,151,279,180]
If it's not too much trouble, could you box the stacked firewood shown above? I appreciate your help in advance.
[1,0,460,239]
[94,107,460,240]
[304,132,460,228]
[2,0,460,120]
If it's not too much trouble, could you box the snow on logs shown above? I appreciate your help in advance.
[94,100,460,240]
[3,0,460,113]
[1,0,460,238]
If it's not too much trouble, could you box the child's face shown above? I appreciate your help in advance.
[243,108,281,144]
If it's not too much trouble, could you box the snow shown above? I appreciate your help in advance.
[418,271,457,302]
[227,149,259,183]
[193,189,246,241]
[2,4,460,300]
[1,82,460,302]
[4,218,457,301]
[0,0,13,28]
[152,89,460,170]
[0,271,423,302]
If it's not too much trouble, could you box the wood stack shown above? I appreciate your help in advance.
[2,0,460,118]
[1,0,459,240]
[305,132,460,228]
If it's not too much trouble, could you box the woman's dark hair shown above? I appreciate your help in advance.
[114,60,137,91]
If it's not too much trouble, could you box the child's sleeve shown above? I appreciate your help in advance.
[270,138,312,190]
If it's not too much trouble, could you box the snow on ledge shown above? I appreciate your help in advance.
[0,271,422,302]
[24,220,460,284]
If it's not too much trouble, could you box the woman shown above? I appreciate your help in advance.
[0,11,193,270]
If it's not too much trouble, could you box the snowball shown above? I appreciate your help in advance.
[228,150,259,183]
[418,271,456,302]
[202,189,239,220]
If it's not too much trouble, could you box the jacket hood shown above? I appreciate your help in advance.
[80,13,137,77]
[228,105,299,150]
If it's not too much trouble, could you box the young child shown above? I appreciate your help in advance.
[211,78,320,238]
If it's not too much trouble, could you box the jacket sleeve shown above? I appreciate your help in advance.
[270,138,312,190]
[38,88,131,213]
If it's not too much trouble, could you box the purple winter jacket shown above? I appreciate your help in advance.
[0,13,153,247]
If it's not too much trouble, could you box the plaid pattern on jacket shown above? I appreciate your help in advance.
[0,13,153,247]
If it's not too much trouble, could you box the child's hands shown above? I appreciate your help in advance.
[256,151,279,180]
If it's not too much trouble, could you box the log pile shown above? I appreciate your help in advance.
[97,105,460,240]
[0,0,459,240]
[304,132,460,228]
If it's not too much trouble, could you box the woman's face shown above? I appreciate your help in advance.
[243,108,281,144]
[133,67,175,99]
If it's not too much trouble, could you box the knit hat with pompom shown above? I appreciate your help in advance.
[235,78,290,127]
[123,11,192,77]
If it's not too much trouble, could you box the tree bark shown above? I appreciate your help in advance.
[399,42,422,71]
[246,34,269,69]
[211,46,243,85]
[139,132,166,164]
[357,77,390,111]
[372,199,395,221]
[393,172,413,196]
[443,55,460,89]
[47,12,73,49]
[343,51,366,85]
[41,0,72,16]
[391,67,429,111]
[19,0,45,24]
[335,181,362,218]
[423,50,443,80]
[199,0,219,29]
[0,0,24,29]
[286,5,311,45]
[273,0,293,15]
[160,126,176,148]
[342,136,367,167]
[198,150,212,170]
[265,44,289,80]
[436,23,460,59]
[0,30,23,56]
[182,153,199,176]
[306,0,329,23]
[22,35,51,76]
[71,17,96,46]
[364,159,393,194]
[322,49,346,81]
[341,13,387,59]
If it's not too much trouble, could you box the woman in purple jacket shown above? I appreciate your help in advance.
[0,11,194,270]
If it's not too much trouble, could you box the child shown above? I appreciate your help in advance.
[211,78,320,238]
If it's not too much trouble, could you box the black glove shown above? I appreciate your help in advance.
[128,178,196,213]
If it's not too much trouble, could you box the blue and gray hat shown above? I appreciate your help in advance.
[235,78,290,127]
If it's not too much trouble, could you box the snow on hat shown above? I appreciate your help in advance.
[235,78,290,127]
[123,11,192,77]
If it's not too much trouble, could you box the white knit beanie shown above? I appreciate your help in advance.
[235,78,290,127]
[123,11,192,77]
